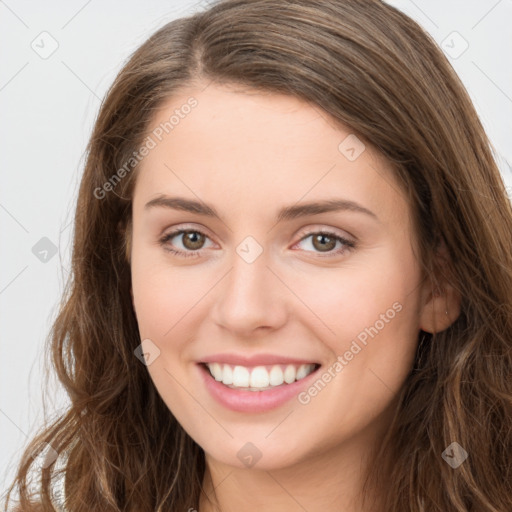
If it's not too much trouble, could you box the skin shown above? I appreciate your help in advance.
[129,82,461,512]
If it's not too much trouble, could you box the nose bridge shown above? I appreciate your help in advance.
[213,237,286,333]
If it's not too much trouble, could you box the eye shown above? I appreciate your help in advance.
[158,227,356,259]
[158,228,213,258]
[293,230,356,257]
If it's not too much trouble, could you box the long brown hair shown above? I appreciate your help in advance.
[5,0,512,510]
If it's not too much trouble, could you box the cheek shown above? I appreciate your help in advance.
[131,249,211,339]
[292,248,421,350]
[296,244,421,388]
[130,255,207,418]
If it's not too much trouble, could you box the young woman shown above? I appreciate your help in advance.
[5,0,512,510]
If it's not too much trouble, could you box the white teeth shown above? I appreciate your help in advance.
[222,364,233,385]
[211,362,223,381]
[269,366,284,386]
[232,365,250,387]
[205,362,317,390]
[296,364,309,380]
[283,365,296,384]
[250,366,270,388]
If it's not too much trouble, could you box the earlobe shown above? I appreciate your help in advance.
[419,284,461,333]
[419,242,461,333]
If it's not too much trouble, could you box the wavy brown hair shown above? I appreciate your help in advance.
[4,0,512,510]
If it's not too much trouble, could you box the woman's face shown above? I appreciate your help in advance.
[129,82,430,471]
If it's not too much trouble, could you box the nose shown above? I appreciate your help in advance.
[211,247,288,338]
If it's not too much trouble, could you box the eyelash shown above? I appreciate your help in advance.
[158,228,356,259]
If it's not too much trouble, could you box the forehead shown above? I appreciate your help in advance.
[132,83,408,228]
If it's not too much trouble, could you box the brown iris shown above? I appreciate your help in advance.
[181,230,206,250]
[311,233,337,252]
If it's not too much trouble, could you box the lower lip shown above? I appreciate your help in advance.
[197,363,321,413]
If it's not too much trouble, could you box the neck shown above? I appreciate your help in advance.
[198,423,391,512]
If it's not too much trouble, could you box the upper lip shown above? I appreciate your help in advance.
[199,353,320,367]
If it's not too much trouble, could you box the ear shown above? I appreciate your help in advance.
[419,242,461,333]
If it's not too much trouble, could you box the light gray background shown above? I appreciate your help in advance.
[1,0,511,499]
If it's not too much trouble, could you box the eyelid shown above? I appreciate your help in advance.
[294,224,356,243]
[159,223,356,258]
[158,224,217,253]
[159,222,214,239]
[291,228,356,258]
[160,223,355,243]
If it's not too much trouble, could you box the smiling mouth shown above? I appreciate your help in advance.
[201,362,321,391]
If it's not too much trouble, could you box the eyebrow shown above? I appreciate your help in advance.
[144,195,379,223]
